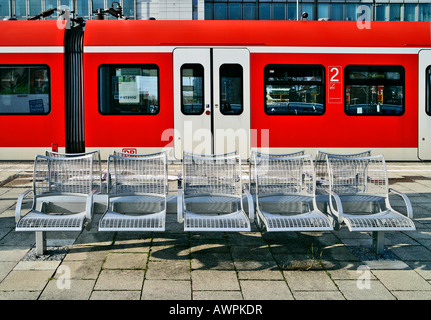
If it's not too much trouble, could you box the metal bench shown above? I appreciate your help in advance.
[252,152,333,232]
[15,154,96,254]
[45,150,103,193]
[326,154,416,253]
[178,152,254,231]
[98,152,167,232]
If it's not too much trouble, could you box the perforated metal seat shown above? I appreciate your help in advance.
[178,152,254,232]
[15,154,96,254]
[99,152,167,232]
[326,154,415,253]
[252,152,333,232]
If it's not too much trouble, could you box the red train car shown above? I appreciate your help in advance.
[0,21,66,159]
[2,20,431,160]
[83,20,431,161]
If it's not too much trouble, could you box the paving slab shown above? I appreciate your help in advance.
[334,279,396,300]
[142,279,191,300]
[283,270,338,291]
[53,260,104,280]
[371,269,431,291]
[146,260,191,280]
[193,290,243,300]
[39,279,96,300]
[292,291,345,300]
[94,269,145,291]
[90,290,141,300]
[192,270,240,291]
[391,290,431,300]
[103,252,148,269]
[240,280,294,300]
[0,270,53,291]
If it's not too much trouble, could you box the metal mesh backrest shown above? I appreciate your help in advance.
[45,150,102,190]
[250,150,305,194]
[182,153,242,196]
[33,154,94,196]
[107,152,167,196]
[315,150,371,193]
[183,150,237,157]
[254,153,315,197]
[113,150,162,158]
[327,155,388,196]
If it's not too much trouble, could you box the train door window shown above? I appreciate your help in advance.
[0,66,50,114]
[181,64,204,115]
[426,66,431,116]
[344,65,404,116]
[220,64,243,115]
[98,65,159,115]
[264,65,325,115]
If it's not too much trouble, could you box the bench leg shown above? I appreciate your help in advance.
[35,231,47,255]
[372,231,385,254]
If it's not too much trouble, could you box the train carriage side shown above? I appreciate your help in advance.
[247,21,431,161]
[83,21,431,161]
[0,21,66,160]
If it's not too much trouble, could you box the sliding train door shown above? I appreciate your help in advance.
[173,48,250,159]
[419,49,431,160]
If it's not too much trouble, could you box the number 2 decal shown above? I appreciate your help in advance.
[328,66,342,103]
[330,67,340,82]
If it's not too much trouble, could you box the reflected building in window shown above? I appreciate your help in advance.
[0,0,430,21]
[205,0,431,21]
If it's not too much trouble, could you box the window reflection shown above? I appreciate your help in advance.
[345,65,404,116]
[265,65,325,115]
[220,64,243,115]
[181,64,204,115]
[0,66,50,114]
[99,65,159,115]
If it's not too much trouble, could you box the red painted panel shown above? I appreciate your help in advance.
[0,21,65,47]
[84,20,431,48]
[84,52,173,148]
[0,53,65,148]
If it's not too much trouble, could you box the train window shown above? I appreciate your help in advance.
[181,64,204,115]
[220,64,243,115]
[264,65,325,115]
[0,66,50,115]
[345,65,405,116]
[98,65,159,115]
[426,66,431,116]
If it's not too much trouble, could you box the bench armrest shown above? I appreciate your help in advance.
[177,189,184,223]
[243,189,255,222]
[15,189,33,224]
[327,188,344,225]
[85,190,97,230]
[388,188,413,219]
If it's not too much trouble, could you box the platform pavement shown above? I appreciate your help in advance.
[1,161,431,301]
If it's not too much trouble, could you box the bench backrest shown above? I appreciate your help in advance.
[182,153,242,197]
[34,154,94,196]
[253,153,315,197]
[107,152,167,196]
[315,150,371,194]
[45,150,102,191]
[327,154,388,196]
[250,150,305,194]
